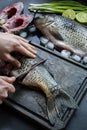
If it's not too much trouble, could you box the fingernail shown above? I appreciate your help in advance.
[33,55,36,58]
[34,50,37,54]
[11,77,16,80]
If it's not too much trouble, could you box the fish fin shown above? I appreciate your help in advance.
[54,88,78,119]
[55,99,63,118]
[46,66,54,78]
[54,40,74,52]
[47,97,57,126]
[49,71,54,78]
[49,28,64,41]
[73,48,87,57]
[46,88,77,125]
[47,93,65,126]
[56,88,78,109]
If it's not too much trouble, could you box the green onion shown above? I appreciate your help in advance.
[28,0,87,14]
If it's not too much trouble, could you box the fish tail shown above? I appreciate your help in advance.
[47,96,57,125]
[56,88,77,108]
[47,96,64,126]
[47,87,77,125]
[54,88,78,118]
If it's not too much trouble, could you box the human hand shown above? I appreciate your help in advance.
[0,32,37,67]
[0,76,15,104]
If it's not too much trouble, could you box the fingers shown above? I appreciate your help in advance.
[0,76,15,93]
[0,81,15,93]
[0,100,3,104]
[0,76,16,104]
[14,34,29,43]
[4,45,36,67]
[7,83,15,93]
[0,76,16,84]
[28,42,36,50]
[0,84,15,104]
[14,34,37,57]
[19,40,37,55]
[0,32,37,67]
[4,54,21,68]
[16,36,36,50]
[0,90,8,98]
[16,44,36,58]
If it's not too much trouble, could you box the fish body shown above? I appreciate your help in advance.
[34,15,87,57]
[10,56,77,125]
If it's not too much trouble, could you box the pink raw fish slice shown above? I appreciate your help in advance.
[2,14,33,33]
[0,2,24,24]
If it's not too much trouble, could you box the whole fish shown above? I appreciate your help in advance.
[34,15,87,57]
[10,56,77,125]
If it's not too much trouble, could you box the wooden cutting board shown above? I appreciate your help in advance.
[4,43,87,130]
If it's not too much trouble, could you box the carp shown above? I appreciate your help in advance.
[34,15,87,57]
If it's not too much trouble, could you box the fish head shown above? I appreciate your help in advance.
[34,15,56,28]
[34,15,64,41]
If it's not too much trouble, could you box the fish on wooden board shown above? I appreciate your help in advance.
[34,15,87,57]
[10,56,77,126]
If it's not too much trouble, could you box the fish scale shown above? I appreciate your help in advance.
[55,16,87,49]
[10,56,77,126]
[35,15,87,56]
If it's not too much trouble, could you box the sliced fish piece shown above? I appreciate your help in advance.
[0,2,24,24]
[2,14,33,33]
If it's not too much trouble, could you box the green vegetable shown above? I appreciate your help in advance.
[76,12,87,23]
[28,0,87,14]
[62,9,76,20]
